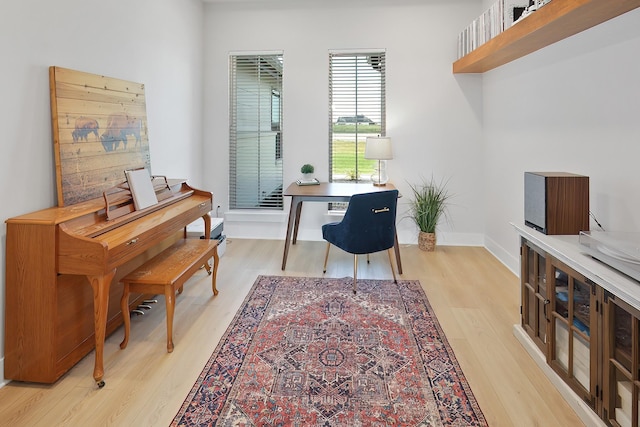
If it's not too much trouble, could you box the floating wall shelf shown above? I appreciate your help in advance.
[453,0,640,74]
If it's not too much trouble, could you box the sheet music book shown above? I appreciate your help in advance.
[295,178,320,186]
[125,168,158,210]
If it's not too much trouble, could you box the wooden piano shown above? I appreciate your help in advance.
[4,179,212,387]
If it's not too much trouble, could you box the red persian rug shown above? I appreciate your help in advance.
[171,276,487,426]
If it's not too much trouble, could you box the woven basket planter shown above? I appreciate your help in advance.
[418,231,436,252]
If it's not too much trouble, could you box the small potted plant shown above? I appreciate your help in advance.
[407,176,452,251]
[300,164,315,180]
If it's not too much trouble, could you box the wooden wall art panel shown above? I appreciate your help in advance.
[49,66,151,206]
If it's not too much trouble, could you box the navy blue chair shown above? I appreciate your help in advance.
[322,189,399,293]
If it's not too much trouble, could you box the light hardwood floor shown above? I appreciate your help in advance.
[0,239,585,426]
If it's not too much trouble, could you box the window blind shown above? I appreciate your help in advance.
[329,52,386,183]
[229,54,283,209]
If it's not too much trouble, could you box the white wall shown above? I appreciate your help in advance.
[0,0,204,386]
[203,0,486,246]
[482,8,640,273]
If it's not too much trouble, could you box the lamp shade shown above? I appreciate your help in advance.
[364,136,393,160]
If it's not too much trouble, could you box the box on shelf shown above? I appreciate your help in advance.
[615,407,631,427]
[616,380,639,423]
[572,335,590,389]
[555,319,590,389]
[555,319,569,370]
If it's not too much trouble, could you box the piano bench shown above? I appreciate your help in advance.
[119,238,220,353]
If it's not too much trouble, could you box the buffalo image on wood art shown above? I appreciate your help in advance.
[72,117,99,143]
[99,113,142,152]
[50,66,151,206]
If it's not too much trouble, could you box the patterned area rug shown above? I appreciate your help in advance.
[171,276,487,426]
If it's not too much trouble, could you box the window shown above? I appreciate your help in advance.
[229,53,283,209]
[329,52,386,183]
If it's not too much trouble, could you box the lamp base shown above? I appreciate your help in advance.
[370,159,389,187]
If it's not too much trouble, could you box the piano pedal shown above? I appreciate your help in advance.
[143,299,158,304]
[137,304,152,310]
[131,309,145,316]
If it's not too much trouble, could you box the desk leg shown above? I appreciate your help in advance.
[292,201,303,244]
[394,232,403,274]
[282,197,300,270]
[87,269,116,388]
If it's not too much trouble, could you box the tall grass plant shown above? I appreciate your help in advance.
[408,176,452,234]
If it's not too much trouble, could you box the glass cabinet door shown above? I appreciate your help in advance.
[521,240,549,354]
[548,259,598,408]
[604,296,640,427]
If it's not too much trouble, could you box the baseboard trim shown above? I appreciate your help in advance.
[0,357,8,388]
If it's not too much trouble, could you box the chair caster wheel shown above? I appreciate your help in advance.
[97,380,105,388]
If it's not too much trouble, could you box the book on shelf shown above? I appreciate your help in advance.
[125,168,158,210]
[296,178,320,186]
[457,0,530,59]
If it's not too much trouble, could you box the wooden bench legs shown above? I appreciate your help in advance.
[120,239,219,353]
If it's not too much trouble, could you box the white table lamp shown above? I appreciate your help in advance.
[364,136,393,186]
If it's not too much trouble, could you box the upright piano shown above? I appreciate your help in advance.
[4,180,212,386]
